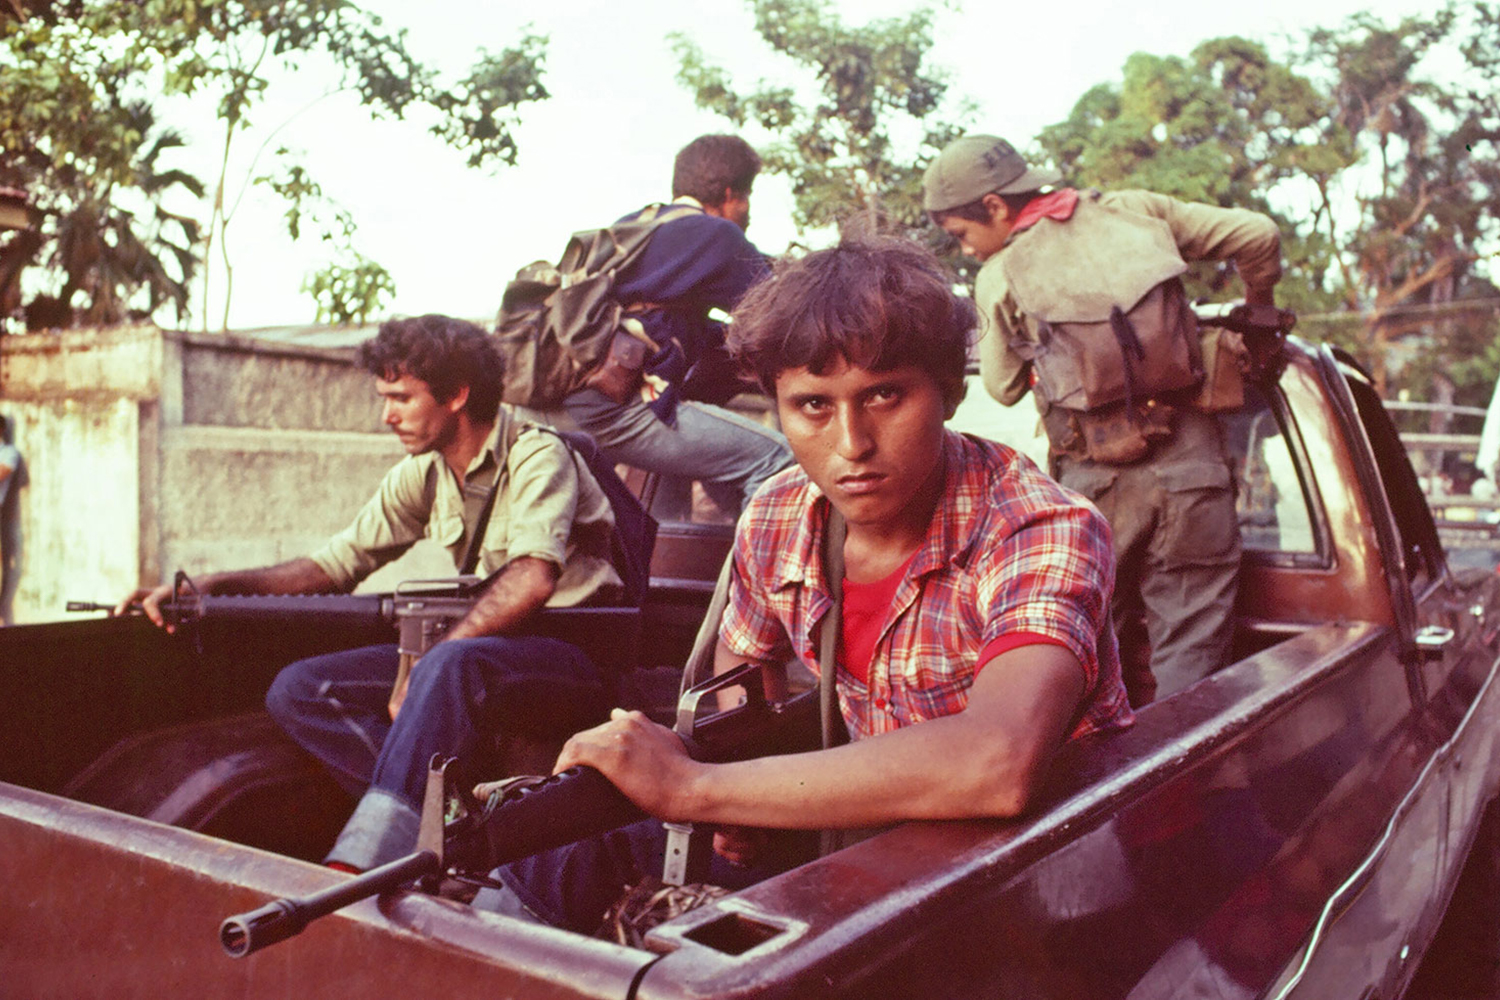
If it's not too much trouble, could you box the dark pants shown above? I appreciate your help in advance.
[266,637,607,869]
[1056,408,1241,700]
[487,818,806,934]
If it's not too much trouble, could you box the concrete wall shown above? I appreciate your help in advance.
[0,326,449,625]
[177,332,386,432]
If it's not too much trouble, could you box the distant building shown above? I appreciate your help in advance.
[0,324,451,624]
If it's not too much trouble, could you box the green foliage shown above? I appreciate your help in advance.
[429,34,550,169]
[1036,39,1348,309]
[1034,5,1499,398]
[257,154,389,324]
[670,0,970,257]
[254,153,368,248]
[302,250,394,326]
[0,73,205,326]
[0,1,548,329]
[1301,5,1498,391]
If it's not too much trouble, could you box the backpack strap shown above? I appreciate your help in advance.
[504,421,657,609]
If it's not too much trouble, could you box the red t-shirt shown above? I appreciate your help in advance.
[838,555,1068,685]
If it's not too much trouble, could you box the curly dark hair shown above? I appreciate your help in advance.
[672,134,762,205]
[357,314,503,420]
[727,235,973,414]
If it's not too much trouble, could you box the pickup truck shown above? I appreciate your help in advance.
[4,333,1499,999]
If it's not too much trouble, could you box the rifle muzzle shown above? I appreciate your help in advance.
[219,898,309,958]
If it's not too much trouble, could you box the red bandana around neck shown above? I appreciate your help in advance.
[1011,188,1079,233]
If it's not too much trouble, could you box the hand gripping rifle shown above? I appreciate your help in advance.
[218,660,817,957]
[1193,301,1298,384]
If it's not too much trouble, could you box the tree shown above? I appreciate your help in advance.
[302,252,394,326]
[258,159,394,324]
[1036,39,1350,314]
[1032,6,1500,397]
[0,2,548,330]
[2,92,205,329]
[1299,6,1499,394]
[670,0,971,261]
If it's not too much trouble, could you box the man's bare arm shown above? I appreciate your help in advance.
[114,557,341,628]
[442,555,558,641]
[386,556,558,717]
[558,639,1087,829]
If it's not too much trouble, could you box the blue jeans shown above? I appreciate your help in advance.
[265,637,607,869]
[484,818,807,933]
[559,390,792,514]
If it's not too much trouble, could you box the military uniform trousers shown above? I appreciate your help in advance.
[1054,407,1241,701]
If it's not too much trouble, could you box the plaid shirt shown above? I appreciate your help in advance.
[721,430,1131,741]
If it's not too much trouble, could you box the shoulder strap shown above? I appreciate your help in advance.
[818,508,847,752]
[678,551,736,698]
[818,507,849,859]
[457,419,523,576]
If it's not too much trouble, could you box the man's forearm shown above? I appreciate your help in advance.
[118,556,342,626]
[973,270,1033,407]
[563,644,1088,829]
[673,704,1051,829]
[442,556,557,641]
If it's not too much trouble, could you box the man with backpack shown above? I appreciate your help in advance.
[502,134,792,516]
[117,314,628,871]
[924,134,1283,702]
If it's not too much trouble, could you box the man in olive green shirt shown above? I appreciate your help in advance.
[925,134,1283,702]
[119,314,621,870]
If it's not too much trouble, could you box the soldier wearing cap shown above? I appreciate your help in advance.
[923,134,1283,701]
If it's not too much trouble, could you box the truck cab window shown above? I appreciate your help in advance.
[1225,382,1319,558]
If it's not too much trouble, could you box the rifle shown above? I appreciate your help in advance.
[74,570,641,677]
[219,660,817,957]
[1193,301,1297,383]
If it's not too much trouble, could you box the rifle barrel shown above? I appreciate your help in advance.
[191,592,395,629]
[219,850,439,958]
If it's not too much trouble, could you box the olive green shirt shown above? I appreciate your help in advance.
[975,189,1283,409]
[309,406,620,607]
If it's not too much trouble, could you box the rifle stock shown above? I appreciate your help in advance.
[465,662,818,871]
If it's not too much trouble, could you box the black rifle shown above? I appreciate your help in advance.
[218,660,817,957]
[74,570,641,677]
[1194,301,1297,383]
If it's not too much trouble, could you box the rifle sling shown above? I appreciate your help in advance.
[679,552,735,697]
[457,419,524,577]
[818,508,847,753]
[818,508,850,859]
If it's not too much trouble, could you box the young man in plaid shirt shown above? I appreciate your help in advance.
[487,235,1132,931]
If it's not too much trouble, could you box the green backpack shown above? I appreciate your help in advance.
[494,203,699,409]
[1001,191,1203,415]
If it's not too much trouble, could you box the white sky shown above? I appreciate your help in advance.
[168,0,1440,332]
